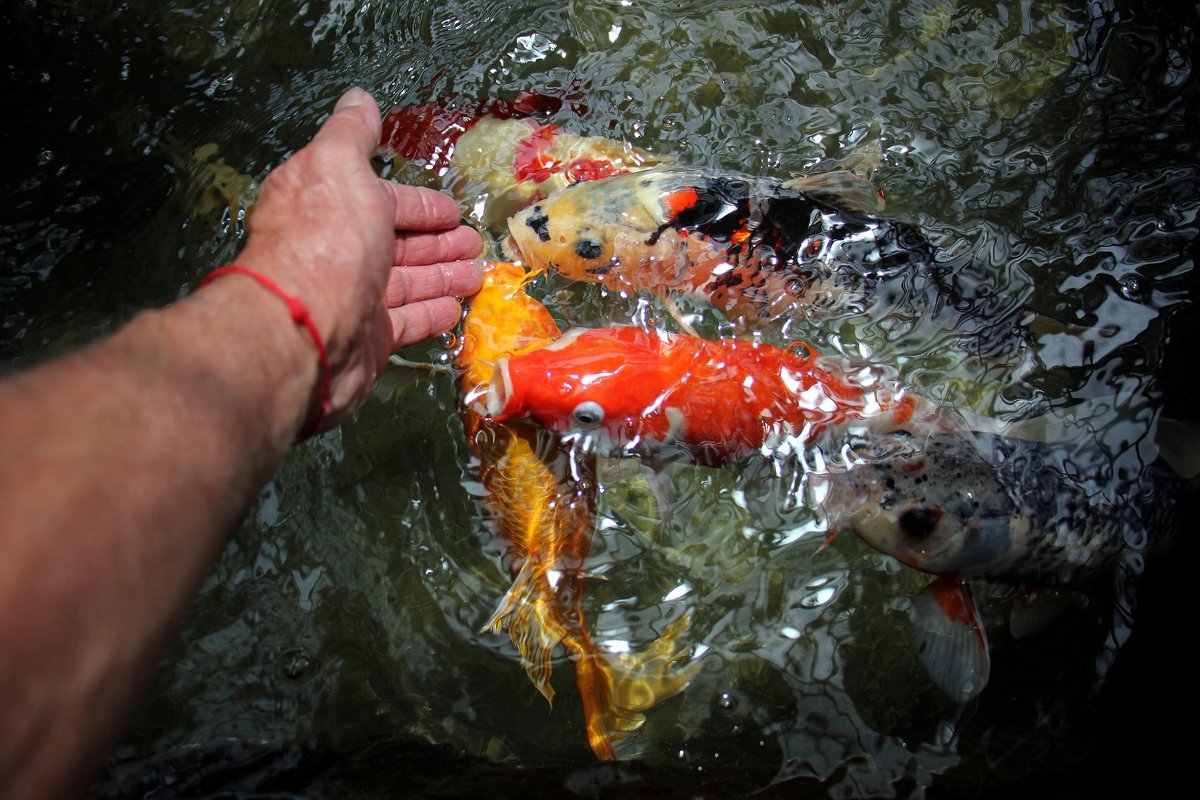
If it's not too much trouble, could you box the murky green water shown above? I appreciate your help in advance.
[3,1,1197,797]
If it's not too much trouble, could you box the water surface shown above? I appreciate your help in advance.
[2,1,1196,797]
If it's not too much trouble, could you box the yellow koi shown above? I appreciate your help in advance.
[457,261,698,759]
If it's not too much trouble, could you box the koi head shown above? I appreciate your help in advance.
[815,434,1031,581]
[504,168,707,283]
[457,261,561,403]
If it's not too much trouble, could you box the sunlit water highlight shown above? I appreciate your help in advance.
[2,1,1196,797]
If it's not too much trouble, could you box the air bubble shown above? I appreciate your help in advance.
[283,650,311,679]
[1118,275,1144,302]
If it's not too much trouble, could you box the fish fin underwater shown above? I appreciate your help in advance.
[907,581,1082,703]
[782,119,886,215]
[484,569,701,760]
[1007,587,1087,640]
[1152,415,1200,479]
[781,169,885,216]
[573,614,702,761]
[908,577,991,703]
[597,456,680,532]
[482,557,567,705]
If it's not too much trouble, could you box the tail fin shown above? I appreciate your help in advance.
[485,564,701,759]
[569,614,702,760]
[483,559,567,704]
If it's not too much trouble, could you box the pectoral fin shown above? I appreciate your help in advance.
[1154,416,1200,479]
[909,577,991,703]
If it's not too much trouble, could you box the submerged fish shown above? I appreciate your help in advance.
[381,91,669,231]
[457,262,697,760]
[813,432,1184,701]
[503,165,941,329]
[486,325,960,467]
[381,85,588,173]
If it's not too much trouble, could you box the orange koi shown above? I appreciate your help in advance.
[457,262,697,760]
[486,325,957,467]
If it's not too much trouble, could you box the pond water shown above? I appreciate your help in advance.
[2,1,1197,797]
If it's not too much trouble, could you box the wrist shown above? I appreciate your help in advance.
[199,266,332,437]
[166,273,321,448]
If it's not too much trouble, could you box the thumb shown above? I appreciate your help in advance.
[313,87,383,159]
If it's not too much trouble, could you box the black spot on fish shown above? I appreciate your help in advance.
[525,206,551,242]
[574,239,603,260]
[900,506,941,539]
[583,264,612,275]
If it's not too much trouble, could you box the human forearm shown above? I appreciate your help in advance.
[0,276,315,798]
[0,87,482,799]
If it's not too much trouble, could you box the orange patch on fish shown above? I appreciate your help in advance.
[664,186,700,217]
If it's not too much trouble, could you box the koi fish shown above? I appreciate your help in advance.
[381,90,669,231]
[486,325,960,467]
[380,87,587,174]
[812,431,1185,701]
[502,165,937,329]
[457,262,698,760]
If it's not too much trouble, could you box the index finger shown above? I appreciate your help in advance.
[386,182,464,232]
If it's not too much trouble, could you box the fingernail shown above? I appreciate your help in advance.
[335,87,370,112]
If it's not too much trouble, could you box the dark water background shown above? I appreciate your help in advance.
[2,1,1197,797]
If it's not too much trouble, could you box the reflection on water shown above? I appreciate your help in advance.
[2,0,1197,796]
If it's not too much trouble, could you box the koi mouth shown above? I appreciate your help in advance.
[500,232,522,262]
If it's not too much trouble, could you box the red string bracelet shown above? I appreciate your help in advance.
[199,265,332,439]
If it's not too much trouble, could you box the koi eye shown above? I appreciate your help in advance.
[574,239,603,260]
[899,506,941,539]
[571,400,605,428]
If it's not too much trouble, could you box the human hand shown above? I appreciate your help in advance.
[234,87,483,432]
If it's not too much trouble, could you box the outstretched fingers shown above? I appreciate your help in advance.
[388,297,467,349]
[386,260,483,308]
[394,225,483,268]
[376,145,485,350]
[386,181,465,232]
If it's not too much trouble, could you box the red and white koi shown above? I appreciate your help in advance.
[380,91,669,230]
